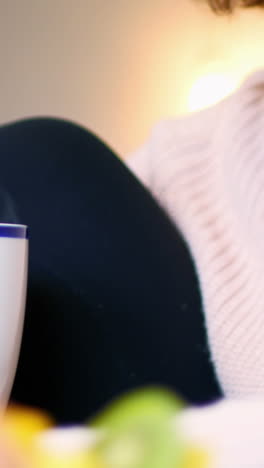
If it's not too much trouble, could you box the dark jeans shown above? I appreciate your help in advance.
[0,118,221,423]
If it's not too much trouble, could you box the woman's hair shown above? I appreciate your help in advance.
[207,0,264,13]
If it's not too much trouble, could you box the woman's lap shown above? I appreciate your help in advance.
[0,117,221,422]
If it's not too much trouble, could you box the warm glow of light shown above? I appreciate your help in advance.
[188,68,239,113]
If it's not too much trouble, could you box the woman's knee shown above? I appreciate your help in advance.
[1,117,99,157]
[0,116,122,185]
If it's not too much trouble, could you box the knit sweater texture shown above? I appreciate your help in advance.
[126,68,264,400]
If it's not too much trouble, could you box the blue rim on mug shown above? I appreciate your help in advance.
[0,224,28,239]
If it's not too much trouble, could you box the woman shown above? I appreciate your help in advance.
[1,0,263,432]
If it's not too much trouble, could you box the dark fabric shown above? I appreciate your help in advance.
[0,117,222,423]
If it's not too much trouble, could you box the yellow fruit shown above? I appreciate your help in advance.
[35,450,104,468]
[2,405,53,450]
[33,427,105,468]
[86,452,105,468]
[181,446,210,468]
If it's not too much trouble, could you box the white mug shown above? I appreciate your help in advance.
[0,224,28,406]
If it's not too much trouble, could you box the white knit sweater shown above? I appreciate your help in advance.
[126,69,264,466]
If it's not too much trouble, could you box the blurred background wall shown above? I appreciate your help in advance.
[1,0,264,156]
